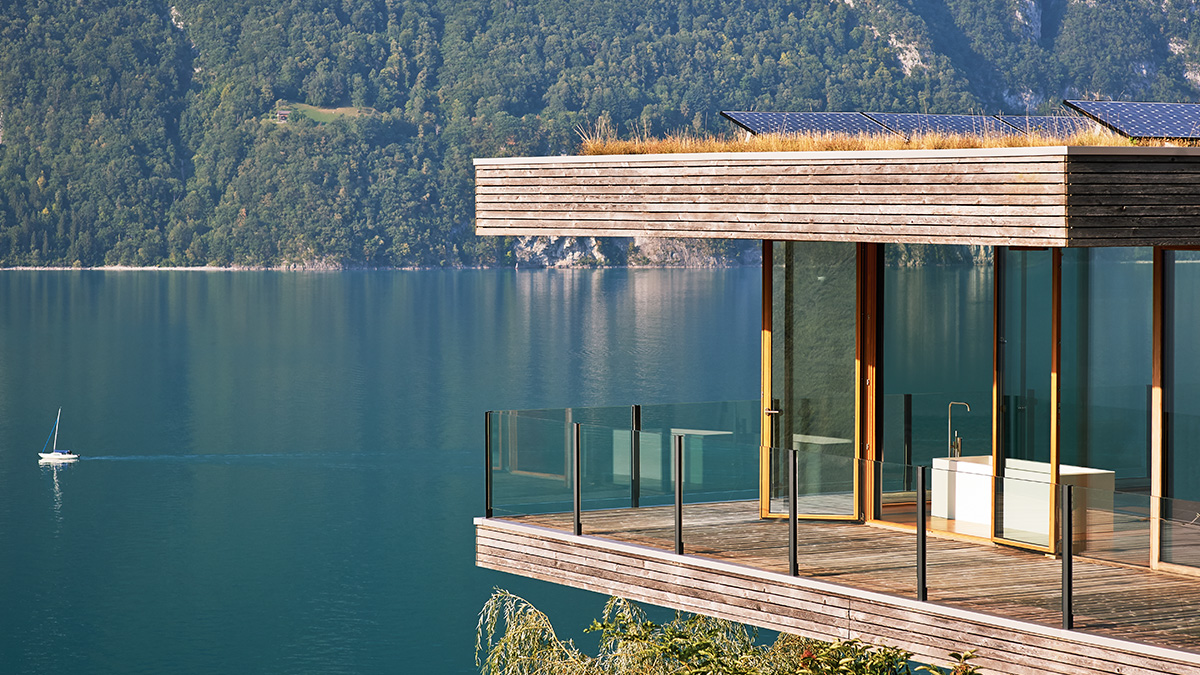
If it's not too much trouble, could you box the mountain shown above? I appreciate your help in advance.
[1,0,1198,268]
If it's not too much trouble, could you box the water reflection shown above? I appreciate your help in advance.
[41,461,66,524]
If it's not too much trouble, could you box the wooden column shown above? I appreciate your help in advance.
[1049,248,1063,551]
[991,247,1006,538]
[1151,247,1164,569]
[760,240,774,519]
[858,243,883,522]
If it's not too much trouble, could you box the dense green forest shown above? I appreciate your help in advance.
[1,0,1199,268]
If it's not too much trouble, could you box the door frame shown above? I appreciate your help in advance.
[759,241,872,521]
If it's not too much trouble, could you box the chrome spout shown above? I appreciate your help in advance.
[948,401,970,457]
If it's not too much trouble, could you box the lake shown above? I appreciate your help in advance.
[0,268,761,674]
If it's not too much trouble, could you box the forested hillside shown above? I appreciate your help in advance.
[2,0,1199,268]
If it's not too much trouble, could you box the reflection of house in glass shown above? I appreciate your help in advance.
[474,145,1200,673]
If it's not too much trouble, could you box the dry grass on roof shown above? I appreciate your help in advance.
[578,126,1151,155]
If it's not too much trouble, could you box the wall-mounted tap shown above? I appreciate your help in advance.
[948,401,970,457]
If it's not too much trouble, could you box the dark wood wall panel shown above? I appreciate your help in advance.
[1063,154,1200,246]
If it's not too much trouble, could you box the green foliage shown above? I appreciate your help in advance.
[476,589,983,675]
[916,650,981,675]
[2,0,1200,267]
[476,589,600,675]
[765,635,915,675]
[588,595,763,675]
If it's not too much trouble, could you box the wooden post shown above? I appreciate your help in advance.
[1050,248,1063,550]
[761,240,774,519]
[1151,247,1165,569]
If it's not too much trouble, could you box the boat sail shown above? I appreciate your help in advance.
[38,408,79,462]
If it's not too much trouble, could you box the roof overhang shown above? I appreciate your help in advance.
[475,146,1200,247]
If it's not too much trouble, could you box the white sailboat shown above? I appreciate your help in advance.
[38,408,79,463]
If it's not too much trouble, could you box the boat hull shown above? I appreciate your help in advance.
[38,452,78,463]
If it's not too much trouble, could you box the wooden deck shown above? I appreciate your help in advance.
[476,500,1200,675]
[474,146,1200,248]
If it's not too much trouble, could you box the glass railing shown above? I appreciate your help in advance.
[1162,496,1200,568]
[868,456,1162,631]
[488,412,576,516]
[767,443,857,517]
[486,405,1200,642]
[1075,482,1151,569]
[487,400,760,518]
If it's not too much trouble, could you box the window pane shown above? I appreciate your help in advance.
[1164,250,1200,567]
[879,244,993,533]
[997,248,1053,547]
[1059,248,1152,485]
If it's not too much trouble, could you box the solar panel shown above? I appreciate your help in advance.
[863,113,1017,138]
[1064,100,1200,139]
[720,109,1099,139]
[994,115,1094,136]
[720,111,892,136]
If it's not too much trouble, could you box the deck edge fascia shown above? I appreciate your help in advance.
[475,516,1200,665]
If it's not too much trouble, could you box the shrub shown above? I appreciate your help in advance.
[476,590,981,675]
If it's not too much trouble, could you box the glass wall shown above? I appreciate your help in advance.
[879,245,993,535]
[1164,250,1200,567]
[1059,248,1152,561]
[768,241,858,517]
[1059,248,1153,484]
[996,248,1055,548]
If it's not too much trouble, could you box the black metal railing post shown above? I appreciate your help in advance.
[674,434,684,555]
[573,422,582,537]
[631,404,642,508]
[484,411,493,518]
[1062,483,1073,630]
[789,446,798,576]
[916,465,927,601]
[903,394,913,491]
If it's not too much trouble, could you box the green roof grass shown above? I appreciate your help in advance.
[576,125,1177,156]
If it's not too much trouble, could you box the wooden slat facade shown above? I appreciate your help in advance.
[477,506,1200,675]
[474,147,1200,247]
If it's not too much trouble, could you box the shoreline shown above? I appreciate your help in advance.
[0,263,758,272]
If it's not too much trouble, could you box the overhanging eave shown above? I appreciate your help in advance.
[474,146,1200,248]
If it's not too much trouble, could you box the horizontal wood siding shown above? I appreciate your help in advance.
[475,148,1200,247]
[477,518,1200,675]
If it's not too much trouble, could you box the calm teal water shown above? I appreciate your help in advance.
[0,269,761,674]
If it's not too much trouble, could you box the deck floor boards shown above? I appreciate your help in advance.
[506,500,1200,653]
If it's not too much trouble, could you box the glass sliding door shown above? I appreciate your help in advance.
[1059,248,1151,562]
[1060,249,1152,484]
[878,245,993,535]
[764,241,858,518]
[1163,250,1200,568]
[995,248,1057,549]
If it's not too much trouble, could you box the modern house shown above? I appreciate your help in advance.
[473,110,1200,674]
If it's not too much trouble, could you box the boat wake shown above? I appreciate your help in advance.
[76,451,391,463]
